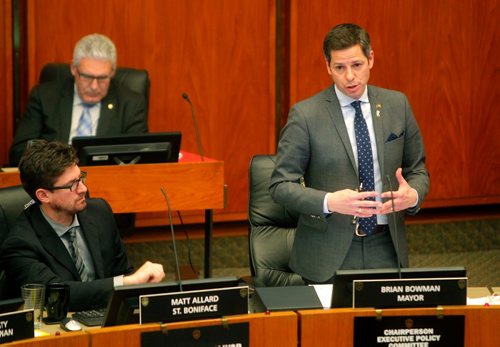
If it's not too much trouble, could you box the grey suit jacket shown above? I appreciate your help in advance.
[270,85,429,282]
[0,198,133,311]
[9,78,148,166]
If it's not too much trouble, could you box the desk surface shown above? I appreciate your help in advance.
[0,152,224,214]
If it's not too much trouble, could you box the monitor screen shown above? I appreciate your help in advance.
[331,266,466,308]
[72,132,181,166]
[0,297,24,314]
[102,276,241,327]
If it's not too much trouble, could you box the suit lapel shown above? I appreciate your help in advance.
[77,208,105,279]
[368,86,386,179]
[29,207,80,279]
[96,83,118,135]
[59,80,75,142]
[325,87,358,174]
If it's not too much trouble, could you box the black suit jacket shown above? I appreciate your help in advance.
[0,198,133,311]
[9,77,148,166]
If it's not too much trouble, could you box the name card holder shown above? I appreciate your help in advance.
[140,286,249,324]
[0,309,35,344]
[141,321,249,347]
[353,277,467,308]
[354,313,465,347]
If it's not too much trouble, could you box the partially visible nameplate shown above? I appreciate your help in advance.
[354,315,464,347]
[140,286,249,324]
[353,277,467,308]
[0,309,35,344]
[141,322,249,347]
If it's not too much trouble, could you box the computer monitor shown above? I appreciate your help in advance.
[331,266,466,308]
[102,277,241,327]
[72,132,182,166]
[0,297,24,314]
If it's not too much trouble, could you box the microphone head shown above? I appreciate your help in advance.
[181,92,189,100]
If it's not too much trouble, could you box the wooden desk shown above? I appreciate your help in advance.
[2,331,88,347]
[0,153,224,277]
[299,305,500,347]
[88,312,297,347]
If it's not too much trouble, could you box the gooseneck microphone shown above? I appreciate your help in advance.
[181,93,205,161]
[160,187,183,291]
[386,175,402,279]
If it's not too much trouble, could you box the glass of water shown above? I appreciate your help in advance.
[21,283,45,329]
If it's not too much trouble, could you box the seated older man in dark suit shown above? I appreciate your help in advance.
[9,33,148,166]
[1,140,164,311]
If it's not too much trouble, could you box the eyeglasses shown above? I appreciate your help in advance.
[76,69,112,84]
[47,172,87,192]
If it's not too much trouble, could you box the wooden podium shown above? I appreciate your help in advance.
[0,152,224,278]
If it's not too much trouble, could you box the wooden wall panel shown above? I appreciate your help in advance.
[289,0,500,207]
[0,0,13,167]
[23,0,276,221]
[1,0,497,225]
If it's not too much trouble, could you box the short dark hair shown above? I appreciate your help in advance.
[323,23,371,63]
[19,140,79,203]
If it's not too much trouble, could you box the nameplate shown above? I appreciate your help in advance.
[141,322,249,347]
[139,286,249,324]
[0,309,35,344]
[353,278,467,308]
[354,315,464,347]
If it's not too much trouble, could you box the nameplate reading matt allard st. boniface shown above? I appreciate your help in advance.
[0,310,35,344]
[353,278,467,308]
[139,286,249,323]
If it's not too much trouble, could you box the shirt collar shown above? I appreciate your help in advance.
[39,205,81,238]
[334,84,369,107]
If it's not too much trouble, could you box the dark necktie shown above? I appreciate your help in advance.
[66,227,90,282]
[76,104,93,136]
[352,101,377,235]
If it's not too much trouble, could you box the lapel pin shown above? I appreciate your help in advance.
[108,103,114,110]
[376,103,382,117]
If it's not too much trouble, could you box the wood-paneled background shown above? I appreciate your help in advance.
[0,0,498,226]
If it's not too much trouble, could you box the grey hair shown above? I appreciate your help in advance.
[72,33,117,69]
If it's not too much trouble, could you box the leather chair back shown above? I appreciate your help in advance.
[39,63,151,116]
[0,185,33,299]
[248,155,304,286]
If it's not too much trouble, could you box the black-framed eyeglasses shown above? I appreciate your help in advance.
[47,171,87,192]
[76,69,112,84]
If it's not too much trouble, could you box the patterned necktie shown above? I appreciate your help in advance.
[76,104,93,136]
[66,227,90,282]
[352,101,377,235]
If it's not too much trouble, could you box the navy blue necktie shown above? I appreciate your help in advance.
[352,101,377,235]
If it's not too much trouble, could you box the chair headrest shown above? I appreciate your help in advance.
[0,185,32,247]
[38,63,150,113]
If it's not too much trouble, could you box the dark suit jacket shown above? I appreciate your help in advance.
[0,198,133,311]
[270,85,429,282]
[9,77,148,166]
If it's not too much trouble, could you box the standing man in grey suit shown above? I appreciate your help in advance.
[9,33,148,166]
[270,23,429,283]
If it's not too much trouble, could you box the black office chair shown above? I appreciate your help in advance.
[39,63,151,116]
[0,185,33,299]
[248,155,304,287]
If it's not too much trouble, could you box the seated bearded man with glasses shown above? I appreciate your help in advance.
[0,141,165,311]
[9,33,148,166]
